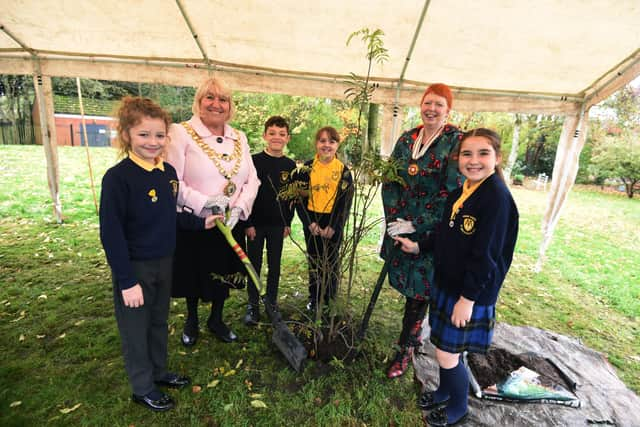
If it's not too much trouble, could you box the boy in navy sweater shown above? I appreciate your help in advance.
[243,116,296,325]
[100,97,221,411]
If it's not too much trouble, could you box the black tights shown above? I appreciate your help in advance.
[398,297,428,347]
[185,296,225,327]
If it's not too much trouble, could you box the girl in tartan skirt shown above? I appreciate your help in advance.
[394,128,519,426]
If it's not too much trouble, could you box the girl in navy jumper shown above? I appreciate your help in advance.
[394,128,518,426]
[100,97,220,411]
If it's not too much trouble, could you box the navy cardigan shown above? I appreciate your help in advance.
[425,174,519,305]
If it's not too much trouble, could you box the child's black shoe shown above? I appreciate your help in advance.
[243,304,260,326]
[132,390,174,411]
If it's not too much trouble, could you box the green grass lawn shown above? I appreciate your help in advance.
[1,145,638,426]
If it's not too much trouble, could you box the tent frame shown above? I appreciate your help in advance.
[1,4,639,266]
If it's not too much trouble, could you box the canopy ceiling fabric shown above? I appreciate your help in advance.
[1,1,639,266]
[1,0,639,114]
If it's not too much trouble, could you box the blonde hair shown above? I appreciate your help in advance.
[115,96,171,159]
[192,77,235,121]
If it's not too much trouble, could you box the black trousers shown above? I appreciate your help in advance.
[303,227,342,304]
[113,256,172,396]
[246,225,285,306]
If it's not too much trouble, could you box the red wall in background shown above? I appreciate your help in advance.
[53,115,117,147]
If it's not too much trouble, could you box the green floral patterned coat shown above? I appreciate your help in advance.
[381,124,463,300]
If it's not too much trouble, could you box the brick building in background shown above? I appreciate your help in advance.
[33,95,118,147]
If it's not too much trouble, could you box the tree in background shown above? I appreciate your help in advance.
[586,84,640,196]
[0,75,35,145]
[602,85,640,129]
[589,132,640,198]
[232,93,348,160]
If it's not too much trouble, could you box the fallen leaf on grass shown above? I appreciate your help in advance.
[178,351,187,356]
[249,393,262,398]
[10,401,22,407]
[74,320,85,326]
[86,296,94,301]
[36,334,46,339]
[58,333,66,339]
[38,294,48,300]
[235,359,243,369]
[192,385,202,393]
[19,334,25,342]
[250,400,267,408]
[59,403,81,414]
[206,380,220,388]
[224,369,236,377]
[223,403,233,412]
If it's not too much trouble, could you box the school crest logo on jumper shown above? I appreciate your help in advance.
[460,215,477,235]
[148,189,158,203]
[280,170,289,184]
[170,180,179,198]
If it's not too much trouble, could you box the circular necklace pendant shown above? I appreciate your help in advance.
[408,162,419,176]
[224,180,236,197]
[449,220,455,228]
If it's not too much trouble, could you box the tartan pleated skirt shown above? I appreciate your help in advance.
[428,286,496,354]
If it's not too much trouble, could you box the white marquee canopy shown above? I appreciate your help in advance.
[1,0,639,266]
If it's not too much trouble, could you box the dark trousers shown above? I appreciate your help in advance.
[246,225,285,306]
[303,227,341,304]
[113,256,172,396]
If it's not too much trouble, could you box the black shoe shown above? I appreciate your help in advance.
[155,372,191,389]
[425,407,468,426]
[243,304,260,326]
[181,322,199,347]
[132,390,174,412]
[418,391,450,411]
[208,321,238,343]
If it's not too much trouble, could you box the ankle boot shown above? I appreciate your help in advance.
[407,319,424,348]
[243,304,260,326]
[387,346,413,379]
[207,299,237,343]
[181,298,199,347]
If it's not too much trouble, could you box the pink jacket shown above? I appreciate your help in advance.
[166,115,260,219]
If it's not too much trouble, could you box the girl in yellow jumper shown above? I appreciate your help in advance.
[291,127,353,313]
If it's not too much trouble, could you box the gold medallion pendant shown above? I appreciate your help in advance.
[408,162,419,176]
[224,180,236,197]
